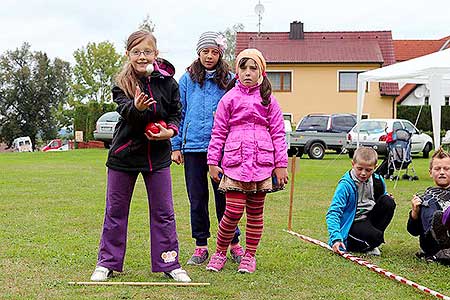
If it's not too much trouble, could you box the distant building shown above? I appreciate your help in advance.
[394,36,450,106]
[236,21,399,124]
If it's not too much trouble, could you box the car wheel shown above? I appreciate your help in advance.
[104,142,111,149]
[308,143,325,159]
[422,143,432,158]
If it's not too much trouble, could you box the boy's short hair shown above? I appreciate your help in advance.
[429,147,450,170]
[352,147,378,165]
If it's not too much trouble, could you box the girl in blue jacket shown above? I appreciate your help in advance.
[171,31,242,265]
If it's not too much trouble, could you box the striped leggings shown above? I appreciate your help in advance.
[216,191,265,256]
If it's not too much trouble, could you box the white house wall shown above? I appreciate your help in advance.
[400,85,450,106]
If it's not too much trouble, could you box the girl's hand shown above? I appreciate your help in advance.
[134,85,156,111]
[145,124,174,141]
[171,150,184,165]
[209,165,223,183]
[273,167,289,187]
[411,195,422,220]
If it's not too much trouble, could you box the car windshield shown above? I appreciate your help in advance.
[98,112,119,122]
[358,121,387,134]
[298,116,328,130]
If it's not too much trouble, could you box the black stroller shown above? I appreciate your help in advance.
[376,128,419,180]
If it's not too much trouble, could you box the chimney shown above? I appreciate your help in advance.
[289,21,304,40]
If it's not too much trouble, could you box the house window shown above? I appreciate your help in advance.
[338,71,367,92]
[267,72,292,92]
[445,96,449,106]
[425,96,429,105]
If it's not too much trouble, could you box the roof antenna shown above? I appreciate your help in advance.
[255,1,265,37]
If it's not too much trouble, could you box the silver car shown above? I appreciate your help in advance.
[346,118,433,158]
[93,111,120,148]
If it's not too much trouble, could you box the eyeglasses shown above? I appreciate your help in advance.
[130,50,155,57]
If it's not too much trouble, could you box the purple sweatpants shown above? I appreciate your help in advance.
[96,167,181,273]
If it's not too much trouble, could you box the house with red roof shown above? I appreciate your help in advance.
[394,36,450,106]
[236,21,400,124]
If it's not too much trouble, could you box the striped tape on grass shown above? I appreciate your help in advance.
[284,229,450,300]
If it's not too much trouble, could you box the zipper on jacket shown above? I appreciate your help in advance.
[147,80,157,115]
[182,122,190,150]
[147,141,153,172]
[114,140,132,154]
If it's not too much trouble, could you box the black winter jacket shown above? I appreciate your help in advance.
[106,58,181,172]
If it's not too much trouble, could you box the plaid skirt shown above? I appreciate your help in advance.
[218,175,285,194]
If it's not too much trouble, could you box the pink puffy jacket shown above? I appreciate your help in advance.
[207,82,288,182]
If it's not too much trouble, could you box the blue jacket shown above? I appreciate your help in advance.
[326,171,387,247]
[171,71,232,152]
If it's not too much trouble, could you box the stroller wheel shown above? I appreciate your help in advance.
[412,176,419,181]
[402,174,411,180]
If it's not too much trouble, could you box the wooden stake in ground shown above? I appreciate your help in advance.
[287,154,298,231]
[68,281,210,287]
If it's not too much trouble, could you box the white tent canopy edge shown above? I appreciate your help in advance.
[356,48,450,150]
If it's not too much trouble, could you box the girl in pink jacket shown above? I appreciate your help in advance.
[206,49,289,274]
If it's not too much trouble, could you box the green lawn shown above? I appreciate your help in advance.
[1,149,450,300]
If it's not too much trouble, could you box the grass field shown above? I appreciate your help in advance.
[1,149,450,300]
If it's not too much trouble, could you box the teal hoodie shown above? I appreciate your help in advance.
[326,171,386,247]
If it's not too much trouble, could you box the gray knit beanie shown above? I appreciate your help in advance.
[196,31,226,55]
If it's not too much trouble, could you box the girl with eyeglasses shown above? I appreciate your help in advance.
[90,30,191,283]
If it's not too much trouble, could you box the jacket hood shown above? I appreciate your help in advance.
[150,58,176,78]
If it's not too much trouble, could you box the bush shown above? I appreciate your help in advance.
[73,101,116,141]
[397,105,450,134]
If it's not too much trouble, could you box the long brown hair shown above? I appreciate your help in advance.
[226,57,272,106]
[187,58,231,90]
[115,30,157,98]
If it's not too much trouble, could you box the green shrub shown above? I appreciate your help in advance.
[397,105,450,134]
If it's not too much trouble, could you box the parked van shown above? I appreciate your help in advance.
[12,136,33,152]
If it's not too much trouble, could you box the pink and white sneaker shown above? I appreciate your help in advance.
[206,252,227,272]
[237,253,256,273]
[230,244,245,263]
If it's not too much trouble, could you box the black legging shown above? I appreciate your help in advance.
[347,194,396,252]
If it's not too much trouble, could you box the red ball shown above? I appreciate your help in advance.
[145,120,168,135]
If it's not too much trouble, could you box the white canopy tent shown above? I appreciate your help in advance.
[356,48,450,149]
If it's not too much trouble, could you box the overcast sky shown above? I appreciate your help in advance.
[1,0,449,79]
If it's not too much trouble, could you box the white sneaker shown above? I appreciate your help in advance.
[366,247,381,256]
[90,266,112,281]
[165,268,192,282]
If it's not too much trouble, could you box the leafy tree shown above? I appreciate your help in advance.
[72,100,116,141]
[0,43,71,149]
[222,23,244,67]
[139,15,156,32]
[72,41,125,103]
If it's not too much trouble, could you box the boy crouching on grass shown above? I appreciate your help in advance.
[407,147,450,264]
[326,147,396,256]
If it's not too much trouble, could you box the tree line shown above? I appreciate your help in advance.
[0,18,243,150]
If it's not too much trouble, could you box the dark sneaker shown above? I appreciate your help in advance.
[431,211,450,248]
[186,248,209,265]
[230,244,245,263]
[432,248,450,265]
